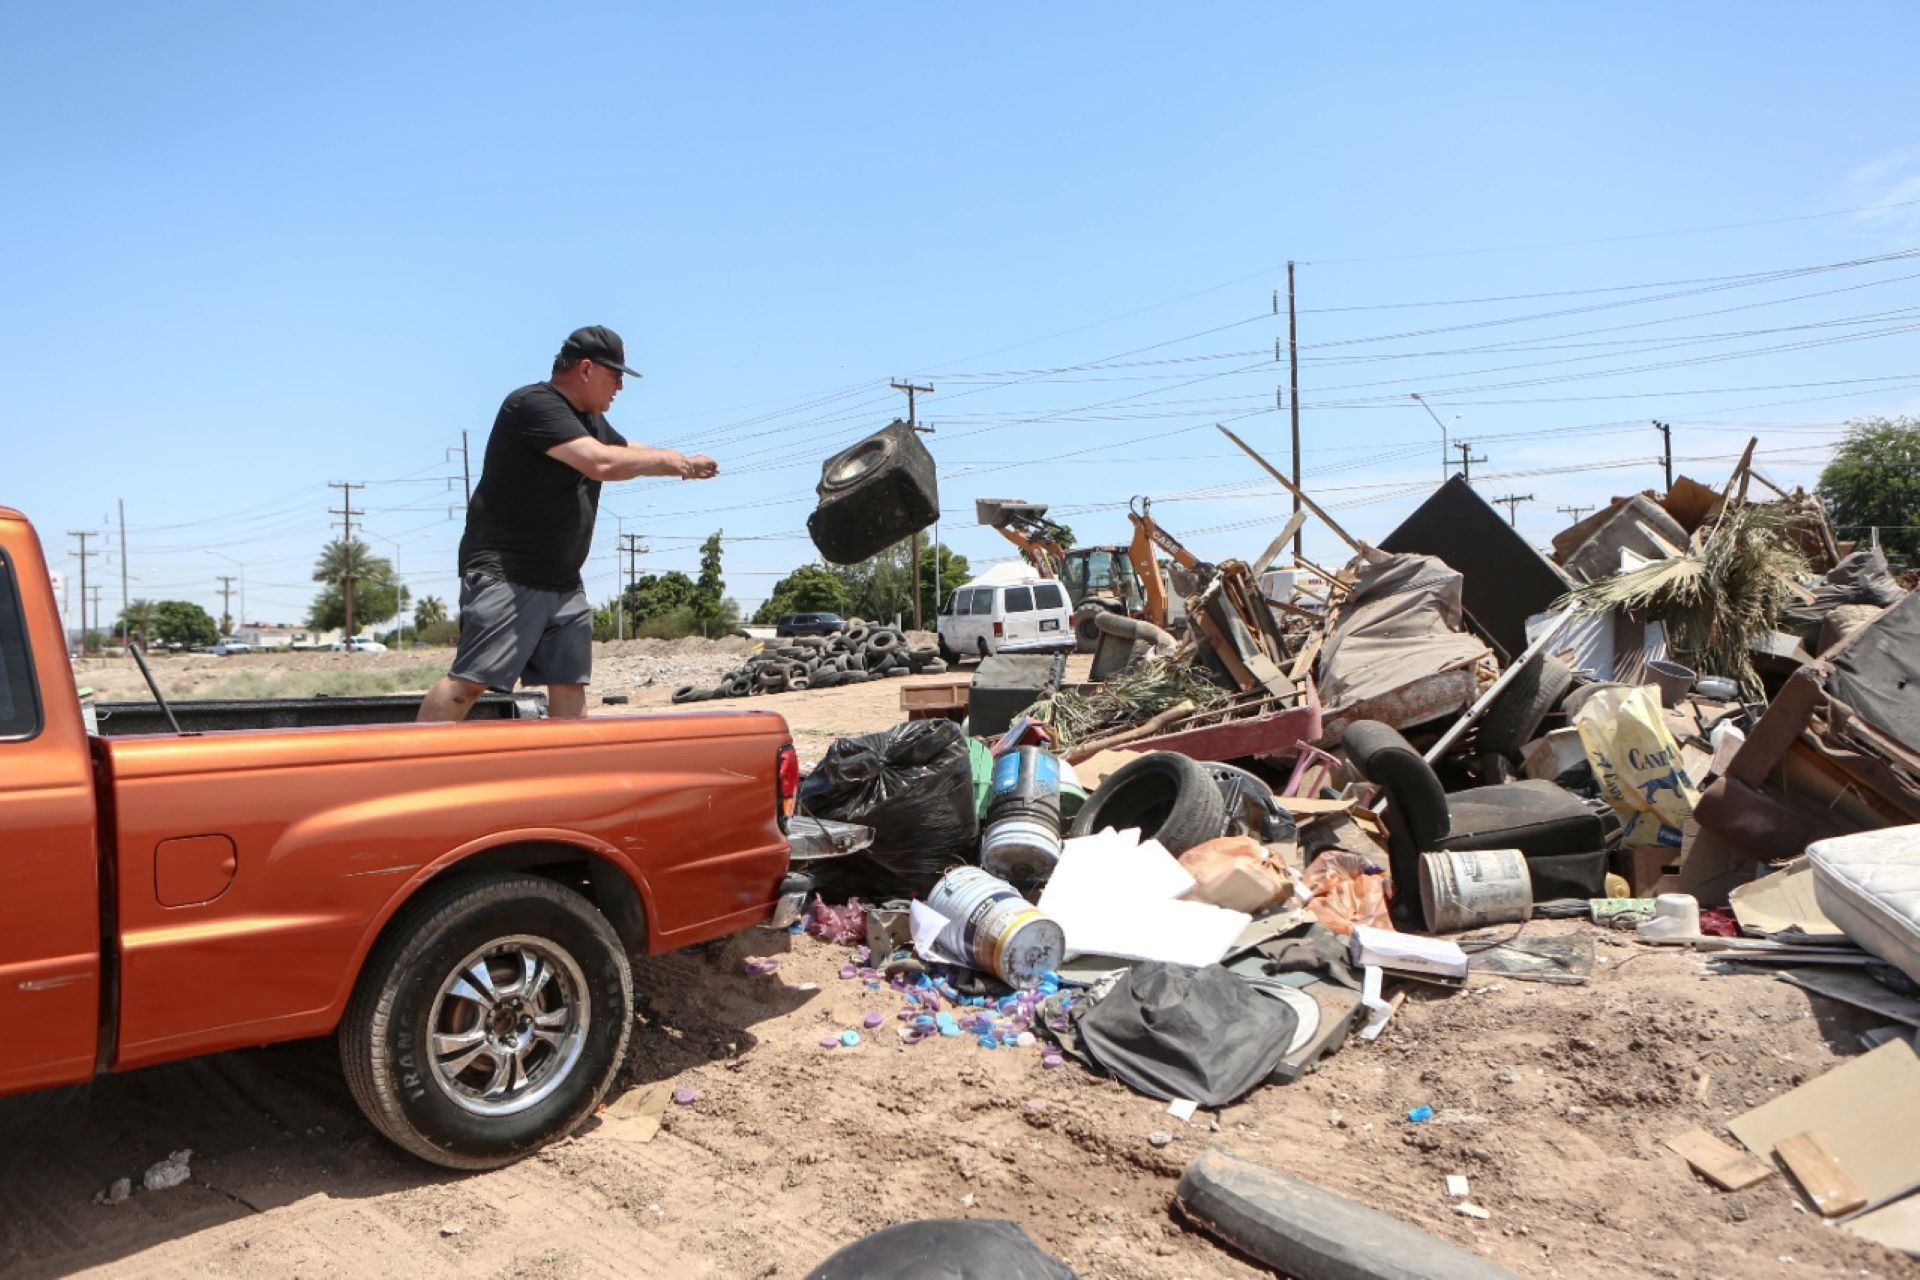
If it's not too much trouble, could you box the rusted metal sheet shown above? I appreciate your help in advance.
[1125,684,1323,762]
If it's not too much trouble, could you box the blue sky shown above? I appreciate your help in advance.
[6,2,1919,631]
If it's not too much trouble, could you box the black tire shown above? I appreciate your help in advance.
[1068,751,1228,854]
[339,873,633,1170]
[976,637,990,659]
[1073,608,1107,654]
[922,658,948,674]
[866,630,902,654]
[845,625,870,645]
[811,670,846,689]
[938,633,959,664]
[670,684,698,705]
[1476,653,1575,757]
[725,677,754,698]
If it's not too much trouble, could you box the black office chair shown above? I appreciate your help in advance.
[1344,719,1609,929]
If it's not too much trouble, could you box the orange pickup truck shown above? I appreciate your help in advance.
[0,505,806,1169]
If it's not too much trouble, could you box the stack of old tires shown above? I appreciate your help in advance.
[671,623,946,704]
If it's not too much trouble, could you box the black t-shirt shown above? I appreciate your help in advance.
[459,382,629,591]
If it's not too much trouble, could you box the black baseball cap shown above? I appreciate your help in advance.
[558,325,642,378]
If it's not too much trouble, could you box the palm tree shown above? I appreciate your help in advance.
[119,598,159,647]
[312,539,387,638]
[414,595,448,629]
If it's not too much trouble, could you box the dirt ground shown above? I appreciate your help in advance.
[31,642,1920,1279]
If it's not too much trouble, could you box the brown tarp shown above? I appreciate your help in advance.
[1316,553,1489,737]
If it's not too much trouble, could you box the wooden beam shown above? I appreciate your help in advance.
[1251,511,1310,577]
[1217,423,1367,556]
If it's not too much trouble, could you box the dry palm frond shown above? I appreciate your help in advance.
[1032,655,1230,749]
[1559,502,1809,694]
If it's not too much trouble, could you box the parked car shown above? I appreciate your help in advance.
[1,504,808,1170]
[210,638,253,656]
[938,578,1075,661]
[775,612,846,638]
[331,635,389,653]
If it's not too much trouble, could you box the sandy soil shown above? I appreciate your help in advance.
[32,642,1920,1279]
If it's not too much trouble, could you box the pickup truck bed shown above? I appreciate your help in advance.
[2,503,803,1170]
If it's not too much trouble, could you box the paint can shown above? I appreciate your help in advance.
[926,866,1065,989]
[980,747,1063,883]
[1418,848,1533,933]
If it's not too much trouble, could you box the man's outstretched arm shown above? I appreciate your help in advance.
[546,437,718,481]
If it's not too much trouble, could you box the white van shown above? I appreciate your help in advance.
[938,577,1075,660]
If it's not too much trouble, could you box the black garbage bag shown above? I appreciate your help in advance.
[805,1219,1076,1279]
[798,719,980,902]
[1074,962,1298,1107]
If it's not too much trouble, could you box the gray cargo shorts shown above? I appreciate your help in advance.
[448,570,593,692]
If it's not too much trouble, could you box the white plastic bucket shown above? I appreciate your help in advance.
[1419,849,1533,932]
[926,866,1065,988]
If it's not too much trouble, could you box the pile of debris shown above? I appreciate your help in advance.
[780,421,1920,1270]
[672,623,945,702]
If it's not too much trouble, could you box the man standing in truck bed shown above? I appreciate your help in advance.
[418,325,718,722]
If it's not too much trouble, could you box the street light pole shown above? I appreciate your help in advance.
[1410,394,1462,483]
[364,533,407,648]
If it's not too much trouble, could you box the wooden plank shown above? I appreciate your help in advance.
[1288,633,1323,683]
[1776,1130,1868,1217]
[1251,511,1310,577]
[1126,702,1324,762]
[1189,605,1258,693]
[1664,1127,1775,1191]
[1728,1039,1920,1209]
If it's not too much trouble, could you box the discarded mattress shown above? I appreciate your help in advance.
[1809,824,1920,987]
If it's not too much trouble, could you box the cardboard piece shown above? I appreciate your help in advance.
[1664,1126,1775,1191]
[1846,1191,1920,1256]
[1776,1130,1868,1217]
[1729,859,1847,941]
[1776,968,1920,1028]
[1728,1039,1920,1211]
[599,1083,672,1144]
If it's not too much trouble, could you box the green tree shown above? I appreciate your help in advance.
[621,571,699,622]
[414,595,447,629]
[151,600,219,648]
[831,540,971,625]
[309,539,407,633]
[1819,416,1920,566]
[753,564,852,624]
[117,598,160,647]
[692,530,728,630]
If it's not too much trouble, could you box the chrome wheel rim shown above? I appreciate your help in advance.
[426,935,589,1117]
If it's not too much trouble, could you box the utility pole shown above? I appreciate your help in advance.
[328,481,365,640]
[618,533,646,639]
[1557,504,1594,525]
[89,585,104,648]
[891,380,935,630]
[1653,420,1674,492]
[117,499,129,644]
[448,433,472,505]
[68,530,96,653]
[1287,262,1303,557]
[1454,441,1488,483]
[1489,493,1534,527]
[215,576,237,634]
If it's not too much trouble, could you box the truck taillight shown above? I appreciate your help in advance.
[776,743,799,829]
[993,621,1004,637]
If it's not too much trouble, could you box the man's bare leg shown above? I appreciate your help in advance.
[418,675,489,722]
[546,683,587,718]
